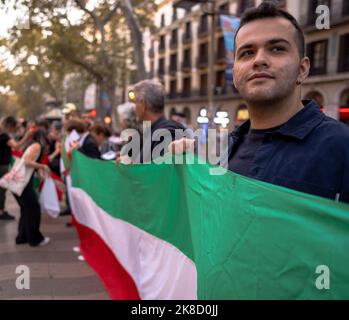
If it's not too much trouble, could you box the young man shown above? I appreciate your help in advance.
[171,2,349,203]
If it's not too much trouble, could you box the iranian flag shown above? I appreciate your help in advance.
[69,151,349,300]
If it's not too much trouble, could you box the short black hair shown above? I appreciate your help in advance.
[2,116,17,129]
[234,1,305,58]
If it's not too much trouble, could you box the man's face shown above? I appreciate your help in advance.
[233,18,306,105]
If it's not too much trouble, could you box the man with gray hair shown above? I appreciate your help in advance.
[116,79,188,164]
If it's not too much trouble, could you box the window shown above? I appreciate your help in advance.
[219,2,229,14]
[158,58,165,76]
[215,70,226,95]
[200,74,208,96]
[170,29,178,48]
[238,0,255,16]
[182,77,191,97]
[169,80,177,99]
[182,48,191,70]
[307,0,331,26]
[183,22,192,44]
[344,0,349,15]
[160,14,165,27]
[307,40,328,75]
[216,36,226,61]
[198,14,208,34]
[172,7,177,22]
[198,42,208,66]
[159,35,166,52]
[338,34,349,72]
[169,53,177,74]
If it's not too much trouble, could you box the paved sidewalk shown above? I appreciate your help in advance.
[0,191,109,300]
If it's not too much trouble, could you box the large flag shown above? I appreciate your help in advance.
[70,151,349,300]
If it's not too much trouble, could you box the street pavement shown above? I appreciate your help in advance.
[0,191,109,300]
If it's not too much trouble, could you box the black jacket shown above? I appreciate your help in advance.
[78,133,101,159]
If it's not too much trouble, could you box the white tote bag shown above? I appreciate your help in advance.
[39,177,60,218]
[0,145,37,196]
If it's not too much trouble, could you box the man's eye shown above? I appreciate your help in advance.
[271,47,285,52]
[240,50,253,58]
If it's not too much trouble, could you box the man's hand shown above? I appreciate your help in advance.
[70,140,80,150]
[115,155,133,166]
[168,138,196,155]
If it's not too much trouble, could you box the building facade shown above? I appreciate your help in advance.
[143,0,349,129]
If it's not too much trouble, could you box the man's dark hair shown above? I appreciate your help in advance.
[90,123,111,138]
[2,116,17,130]
[234,1,306,58]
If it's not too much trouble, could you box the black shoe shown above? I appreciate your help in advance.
[0,211,15,221]
[16,238,28,245]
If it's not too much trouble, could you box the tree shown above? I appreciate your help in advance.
[0,0,156,119]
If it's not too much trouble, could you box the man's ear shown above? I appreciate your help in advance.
[297,56,310,85]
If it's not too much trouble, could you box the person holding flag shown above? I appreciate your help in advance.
[170,1,349,203]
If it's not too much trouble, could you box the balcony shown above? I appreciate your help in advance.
[168,91,177,99]
[214,85,227,96]
[215,51,226,64]
[170,38,178,50]
[181,90,191,98]
[196,56,208,69]
[157,67,165,77]
[158,45,166,54]
[182,33,192,45]
[169,64,177,76]
[198,24,209,38]
[181,60,191,72]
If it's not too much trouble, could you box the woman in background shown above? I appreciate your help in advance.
[14,129,51,247]
[0,116,31,220]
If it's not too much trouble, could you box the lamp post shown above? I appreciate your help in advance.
[174,0,217,124]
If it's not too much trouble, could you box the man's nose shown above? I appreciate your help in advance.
[253,49,270,69]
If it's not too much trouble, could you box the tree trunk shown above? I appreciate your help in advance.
[120,0,147,81]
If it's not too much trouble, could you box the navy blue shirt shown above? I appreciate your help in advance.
[228,100,349,203]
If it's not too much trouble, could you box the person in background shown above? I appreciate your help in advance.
[90,123,116,158]
[170,111,188,128]
[0,116,32,221]
[67,119,101,159]
[48,121,62,178]
[116,80,188,164]
[14,129,50,247]
[62,103,79,126]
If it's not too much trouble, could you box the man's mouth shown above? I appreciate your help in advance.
[248,73,275,81]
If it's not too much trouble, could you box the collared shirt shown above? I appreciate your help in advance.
[228,100,349,203]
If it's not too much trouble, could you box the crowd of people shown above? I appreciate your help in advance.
[0,79,190,249]
[0,103,129,247]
